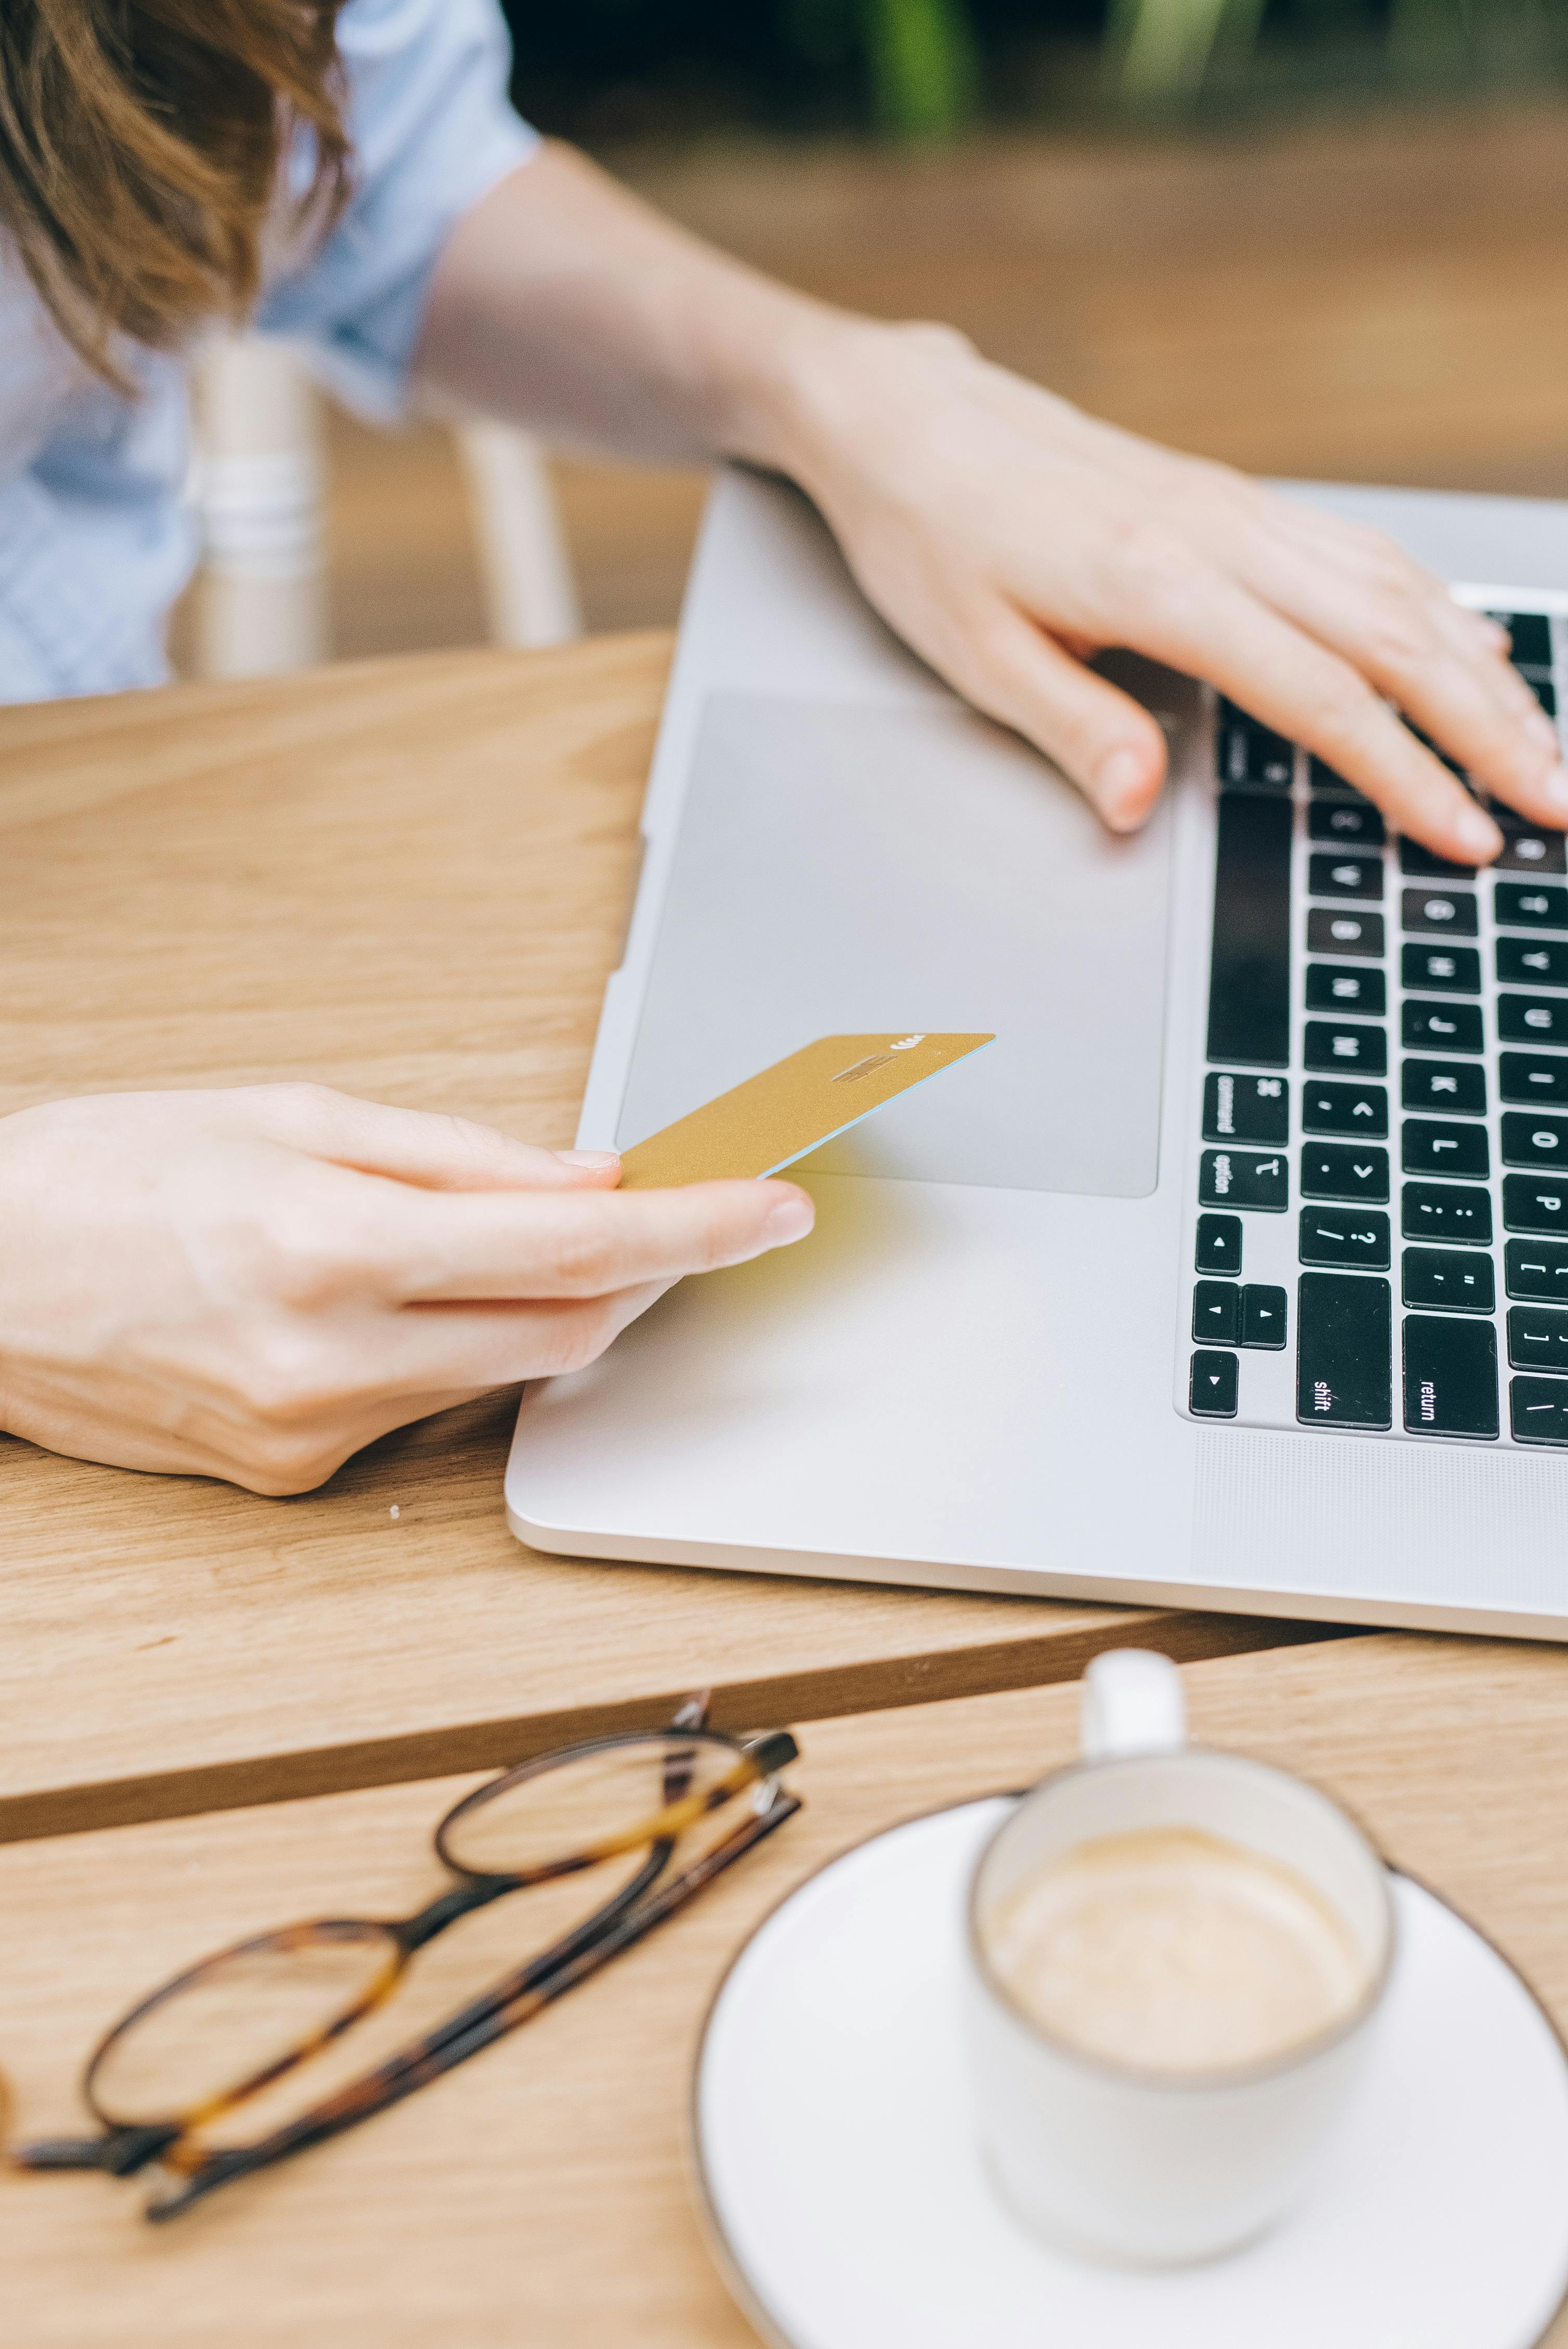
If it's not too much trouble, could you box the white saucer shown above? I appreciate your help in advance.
[693,1799,1568,2349]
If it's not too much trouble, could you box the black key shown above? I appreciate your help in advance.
[1531,675,1559,718]
[1240,1284,1288,1349]
[1402,1182,1493,1246]
[1308,756,1367,798]
[1304,1021,1386,1075]
[1196,1212,1243,1276]
[1402,1059,1487,1116]
[1193,1280,1241,1345]
[1497,829,1566,877]
[1403,1249,1495,1313]
[1217,703,1293,790]
[1296,1272,1392,1428]
[1403,1315,1499,1439]
[1402,943,1480,995]
[1499,993,1568,1048]
[1302,1080,1387,1138]
[1497,610,1553,671]
[1301,1141,1389,1202]
[1207,793,1292,1069]
[1503,1174,1568,1236]
[1500,1053,1568,1108]
[1402,887,1477,938]
[1200,1149,1288,1212]
[1190,1350,1239,1418]
[1507,1305,1568,1373]
[1398,839,1475,880]
[1402,1119,1490,1180]
[1501,1111,1568,1170]
[1309,800,1384,845]
[1203,1071,1289,1146]
[1299,1209,1392,1270]
[1511,1376,1568,1445]
[1497,881,1568,931]
[1306,907,1384,959]
[1506,1237,1568,1300]
[1305,962,1385,1015]
[1402,1000,1483,1055]
[1497,936,1568,987]
[1309,852,1383,902]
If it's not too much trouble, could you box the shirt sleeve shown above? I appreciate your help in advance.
[256,0,537,420]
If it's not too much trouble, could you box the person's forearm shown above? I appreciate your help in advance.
[414,139,861,475]
[414,137,1564,863]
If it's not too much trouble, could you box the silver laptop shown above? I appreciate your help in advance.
[506,467,1568,1636]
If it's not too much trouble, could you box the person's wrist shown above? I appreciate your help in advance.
[722,308,977,517]
[712,306,902,491]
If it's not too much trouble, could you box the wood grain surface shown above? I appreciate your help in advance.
[2,1633,1564,2346]
[0,640,1319,1843]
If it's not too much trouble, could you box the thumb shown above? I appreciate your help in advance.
[960,595,1169,832]
[238,1084,622,1194]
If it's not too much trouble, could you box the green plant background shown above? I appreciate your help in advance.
[503,0,1568,140]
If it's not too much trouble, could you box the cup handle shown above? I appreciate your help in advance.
[1080,1649,1187,1761]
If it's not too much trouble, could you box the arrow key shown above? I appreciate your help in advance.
[1192,1280,1242,1346]
[1190,1350,1239,1418]
[1240,1284,1288,1349]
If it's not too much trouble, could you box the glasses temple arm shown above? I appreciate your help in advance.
[148,1790,802,2224]
[15,2120,182,2176]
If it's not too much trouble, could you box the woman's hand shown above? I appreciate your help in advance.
[423,146,1556,863]
[423,145,1560,864]
[775,318,1567,867]
[0,1085,812,1495]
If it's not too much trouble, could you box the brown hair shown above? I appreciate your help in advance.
[0,1,351,389]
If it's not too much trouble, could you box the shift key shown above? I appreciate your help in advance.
[1296,1273,1393,1428]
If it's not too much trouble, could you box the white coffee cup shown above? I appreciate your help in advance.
[963,1648,1396,2267]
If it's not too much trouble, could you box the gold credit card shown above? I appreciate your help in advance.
[616,1033,994,1190]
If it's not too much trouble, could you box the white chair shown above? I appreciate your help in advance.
[191,336,580,681]
[452,415,582,650]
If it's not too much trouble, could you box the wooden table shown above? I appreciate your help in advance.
[4,1633,1565,2346]
[0,640,1325,1846]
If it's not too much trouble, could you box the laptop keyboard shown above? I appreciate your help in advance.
[1185,602,1568,1447]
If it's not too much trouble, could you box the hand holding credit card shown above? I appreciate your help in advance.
[615,1033,994,1190]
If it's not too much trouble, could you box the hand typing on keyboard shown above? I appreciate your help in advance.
[421,149,1563,866]
[778,327,1568,865]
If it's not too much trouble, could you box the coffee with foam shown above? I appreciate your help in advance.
[982,1824,1370,2076]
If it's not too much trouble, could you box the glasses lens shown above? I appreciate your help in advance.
[88,1922,400,2128]
[440,1731,757,1878]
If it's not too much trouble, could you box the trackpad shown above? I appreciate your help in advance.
[616,691,1177,1196]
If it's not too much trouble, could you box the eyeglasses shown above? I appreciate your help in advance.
[11,1710,800,2219]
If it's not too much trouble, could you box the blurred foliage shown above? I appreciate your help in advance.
[502,0,1568,134]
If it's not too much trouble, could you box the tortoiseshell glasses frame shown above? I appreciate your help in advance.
[10,1710,800,2219]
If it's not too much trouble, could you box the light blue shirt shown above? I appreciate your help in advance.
[0,0,536,703]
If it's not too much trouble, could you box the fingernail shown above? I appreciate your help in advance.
[1541,767,1568,816]
[1454,802,1504,859]
[555,1149,620,1169]
[766,1190,815,1242]
[1096,750,1151,831]
[1526,709,1560,754]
